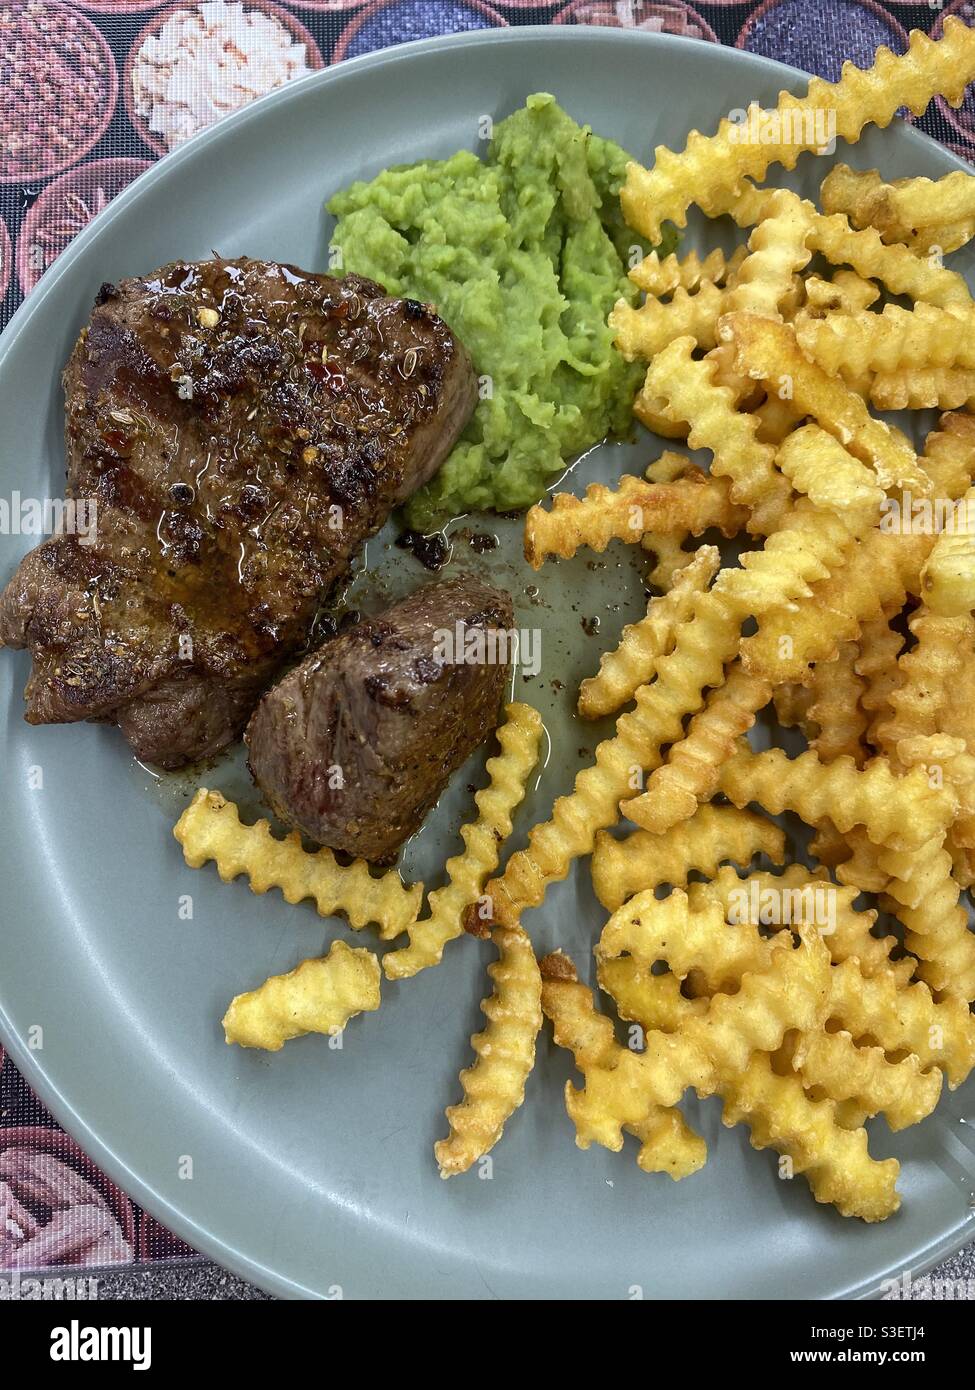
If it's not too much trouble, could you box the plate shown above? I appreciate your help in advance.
[1,26,974,1301]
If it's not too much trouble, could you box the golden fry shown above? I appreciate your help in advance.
[435,925,542,1178]
[524,473,743,570]
[222,940,381,1051]
[591,804,785,912]
[622,665,772,834]
[174,789,421,940]
[540,952,707,1179]
[620,20,975,240]
[384,703,542,980]
[717,745,956,851]
[579,549,719,720]
[720,312,929,494]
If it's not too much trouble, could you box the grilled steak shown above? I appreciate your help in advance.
[246,576,512,861]
[0,258,476,767]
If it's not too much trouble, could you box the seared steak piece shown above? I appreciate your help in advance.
[0,258,476,768]
[246,576,512,861]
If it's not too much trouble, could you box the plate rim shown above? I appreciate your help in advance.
[1,23,973,1301]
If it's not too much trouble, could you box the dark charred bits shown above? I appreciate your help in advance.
[581,615,600,637]
[396,528,449,571]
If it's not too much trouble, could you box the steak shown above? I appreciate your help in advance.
[246,576,513,861]
[0,258,477,767]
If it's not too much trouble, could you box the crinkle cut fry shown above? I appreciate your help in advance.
[628,246,743,296]
[717,745,956,852]
[222,940,381,1051]
[688,864,910,984]
[869,367,975,412]
[523,473,743,569]
[878,836,975,1004]
[622,664,772,834]
[725,182,972,309]
[620,19,975,241]
[921,484,975,618]
[807,643,870,765]
[637,334,789,529]
[721,1057,900,1222]
[591,921,900,1221]
[487,582,745,924]
[579,548,720,720]
[741,527,931,685]
[610,280,728,360]
[384,702,542,980]
[540,951,707,1179]
[874,610,970,762]
[591,804,785,913]
[596,887,785,993]
[435,924,542,1178]
[722,187,814,321]
[797,302,975,377]
[720,312,929,495]
[173,788,422,939]
[821,163,975,252]
[688,871,939,1131]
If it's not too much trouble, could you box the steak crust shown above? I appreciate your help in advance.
[0,258,476,767]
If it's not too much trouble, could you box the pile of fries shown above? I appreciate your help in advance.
[174,17,975,1225]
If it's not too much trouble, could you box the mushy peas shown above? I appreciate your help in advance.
[328,93,673,531]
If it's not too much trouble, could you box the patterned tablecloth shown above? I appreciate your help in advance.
[1,0,974,1298]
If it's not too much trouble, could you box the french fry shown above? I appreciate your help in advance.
[868,366,975,413]
[774,424,884,534]
[722,188,813,320]
[488,583,747,922]
[897,733,975,847]
[829,956,975,1089]
[384,703,542,980]
[728,182,972,309]
[578,549,719,720]
[803,269,880,315]
[792,1030,941,1132]
[875,610,970,760]
[689,865,910,983]
[797,302,975,377]
[524,474,743,570]
[620,20,975,240]
[857,614,905,749]
[540,952,708,1179]
[878,836,975,1003]
[597,955,707,1033]
[821,163,975,253]
[741,529,930,684]
[591,805,785,912]
[628,246,744,296]
[435,924,542,1178]
[622,665,772,834]
[686,871,938,1132]
[596,887,785,992]
[720,1056,900,1222]
[174,789,421,940]
[807,644,869,765]
[720,312,929,495]
[920,485,975,617]
[610,281,727,359]
[834,828,894,896]
[717,745,956,851]
[222,940,381,1051]
[637,334,789,530]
